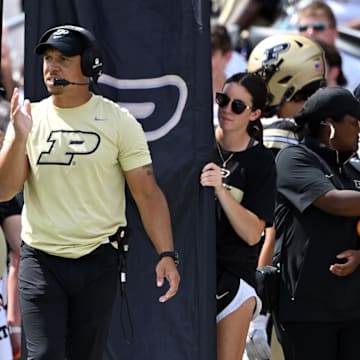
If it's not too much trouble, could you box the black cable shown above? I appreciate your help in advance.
[110,227,134,344]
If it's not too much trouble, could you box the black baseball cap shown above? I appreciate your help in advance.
[295,86,360,125]
[35,28,85,56]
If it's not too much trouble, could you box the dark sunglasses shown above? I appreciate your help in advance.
[298,22,327,32]
[216,92,252,114]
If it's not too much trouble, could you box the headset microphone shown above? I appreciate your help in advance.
[52,79,89,86]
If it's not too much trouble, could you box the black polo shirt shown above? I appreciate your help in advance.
[275,138,360,322]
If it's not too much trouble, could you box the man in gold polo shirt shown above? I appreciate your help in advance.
[0,25,180,360]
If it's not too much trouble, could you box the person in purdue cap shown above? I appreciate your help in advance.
[0,25,180,360]
[273,86,360,359]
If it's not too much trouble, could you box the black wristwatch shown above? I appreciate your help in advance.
[159,251,179,266]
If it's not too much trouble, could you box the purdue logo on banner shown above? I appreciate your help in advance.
[99,74,188,142]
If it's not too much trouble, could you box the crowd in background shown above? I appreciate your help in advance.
[0,1,359,359]
[211,1,360,360]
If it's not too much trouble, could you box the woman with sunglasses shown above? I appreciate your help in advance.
[200,72,276,360]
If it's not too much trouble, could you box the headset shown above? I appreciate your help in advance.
[37,25,103,83]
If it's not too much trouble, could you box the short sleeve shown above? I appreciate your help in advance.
[276,145,335,212]
[116,108,152,171]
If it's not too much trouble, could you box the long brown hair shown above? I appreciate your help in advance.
[225,72,268,143]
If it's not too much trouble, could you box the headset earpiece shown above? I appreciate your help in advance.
[80,45,103,82]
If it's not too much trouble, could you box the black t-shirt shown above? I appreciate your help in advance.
[275,139,360,322]
[216,143,276,288]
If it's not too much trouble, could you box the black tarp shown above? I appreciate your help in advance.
[23,1,216,359]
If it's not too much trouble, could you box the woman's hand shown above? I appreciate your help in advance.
[200,162,224,196]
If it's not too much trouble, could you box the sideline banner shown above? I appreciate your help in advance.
[24,1,216,360]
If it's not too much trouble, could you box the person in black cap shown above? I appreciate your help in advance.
[0,25,180,360]
[273,86,360,360]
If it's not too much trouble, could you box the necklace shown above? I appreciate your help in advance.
[216,142,234,168]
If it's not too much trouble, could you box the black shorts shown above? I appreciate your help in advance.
[216,267,240,315]
[216,267,261,322]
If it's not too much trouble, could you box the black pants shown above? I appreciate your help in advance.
[279,320,360,360]
[19,242,118,360]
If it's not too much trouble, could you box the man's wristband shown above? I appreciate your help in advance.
[159,251,179,266]
[8,326,21,334]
